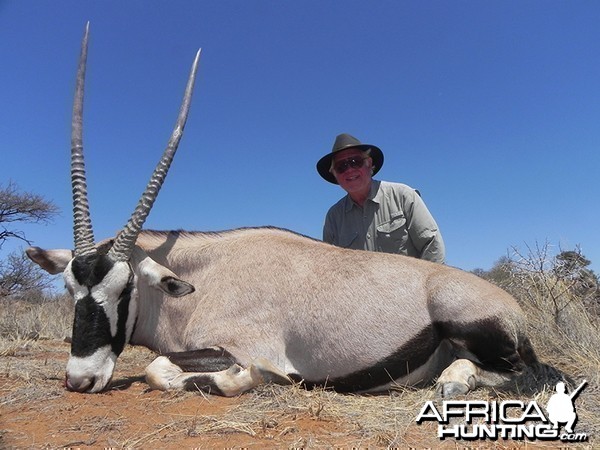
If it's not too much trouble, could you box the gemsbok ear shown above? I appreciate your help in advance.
[26,247,74,275]
[136,252,195,297]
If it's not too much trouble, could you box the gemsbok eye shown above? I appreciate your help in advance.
[26,23,569,403]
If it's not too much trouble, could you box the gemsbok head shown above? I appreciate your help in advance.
[28,25,568,399]
[27,24,199,392]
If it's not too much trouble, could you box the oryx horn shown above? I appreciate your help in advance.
[71,22,96,257]
[107,49,202,262]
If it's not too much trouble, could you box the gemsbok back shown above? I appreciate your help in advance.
[28,25,563,397]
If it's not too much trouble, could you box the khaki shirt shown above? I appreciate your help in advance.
[323,180,445,263]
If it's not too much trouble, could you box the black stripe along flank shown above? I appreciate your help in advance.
[290,318,523,393]
[292,325,440,392]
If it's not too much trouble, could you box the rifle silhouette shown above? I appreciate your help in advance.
[569,380,587,401]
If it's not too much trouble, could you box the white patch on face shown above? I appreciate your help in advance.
[99,262,139,345]
[65,259,132,338]
[66,345,117,392]
[64,259,130,298]
[63,260,87,301]
[62,258,139,391]
[125,279,139,343]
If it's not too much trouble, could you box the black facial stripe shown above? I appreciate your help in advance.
[69,253,134,358]
[163,348,238,372]
[111,279,133,356]
[299,325,440,392]
[71,254,115,287]
[71,293,112,357]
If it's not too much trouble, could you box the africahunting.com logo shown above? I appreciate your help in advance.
[416,380,588,442]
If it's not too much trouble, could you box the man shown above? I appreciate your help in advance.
[317,133,445,263]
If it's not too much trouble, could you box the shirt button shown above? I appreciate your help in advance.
[367,233,371,239]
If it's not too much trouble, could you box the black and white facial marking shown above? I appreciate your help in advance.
[63,253,138,393]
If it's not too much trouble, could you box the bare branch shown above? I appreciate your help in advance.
[0,251,55,298]
[0,181,59,249]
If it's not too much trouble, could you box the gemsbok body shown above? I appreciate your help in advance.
[28,25,562,397]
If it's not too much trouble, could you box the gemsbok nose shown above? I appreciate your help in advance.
[65,372,96,393]
[26,23,200,395]
[26,22,567,401]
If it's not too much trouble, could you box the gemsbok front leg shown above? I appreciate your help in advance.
[145,349,291,396]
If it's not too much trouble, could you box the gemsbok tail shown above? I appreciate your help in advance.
[505,337,574,394]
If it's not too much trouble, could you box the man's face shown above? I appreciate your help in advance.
[332,148,373,194]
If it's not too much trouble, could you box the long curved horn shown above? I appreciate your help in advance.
[71,22,96,257]
[108,49,202,262]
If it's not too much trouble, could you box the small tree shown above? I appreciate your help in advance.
[554,250,598,295]
[0,252,55,298]
[553,249,600,317]
[477,241,599,325]
[0,181,59,249]
[0,181,59,299]
[473,255,516,288]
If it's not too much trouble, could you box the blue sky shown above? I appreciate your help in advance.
[1,1,599,275]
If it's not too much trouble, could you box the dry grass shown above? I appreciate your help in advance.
[1,250,599,448]
[0,294,72,359]
[114,385,438,447]
[0,295,73,340]
[1,336,598,448]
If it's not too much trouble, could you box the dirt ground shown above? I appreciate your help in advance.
[0,340,406,449]
[0,340,594,449]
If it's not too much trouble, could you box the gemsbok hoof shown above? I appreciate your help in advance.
[26,23,566,399]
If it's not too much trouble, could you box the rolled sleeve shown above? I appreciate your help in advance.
[321,181,445,263]
[405,190,445,263]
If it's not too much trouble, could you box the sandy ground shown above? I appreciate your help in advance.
[0,340,593,449]
[0,340,409,448]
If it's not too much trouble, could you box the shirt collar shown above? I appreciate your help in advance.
[344,180,382,211]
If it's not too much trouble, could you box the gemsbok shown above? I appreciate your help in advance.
[27,25,563,397]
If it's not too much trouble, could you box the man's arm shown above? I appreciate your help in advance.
[405,190,445,263]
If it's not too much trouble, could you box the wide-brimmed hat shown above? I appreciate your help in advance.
[316,133,384,184]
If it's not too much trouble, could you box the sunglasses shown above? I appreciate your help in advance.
[333,156,368,174]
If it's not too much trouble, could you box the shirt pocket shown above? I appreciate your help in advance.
[376,213,408,254]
